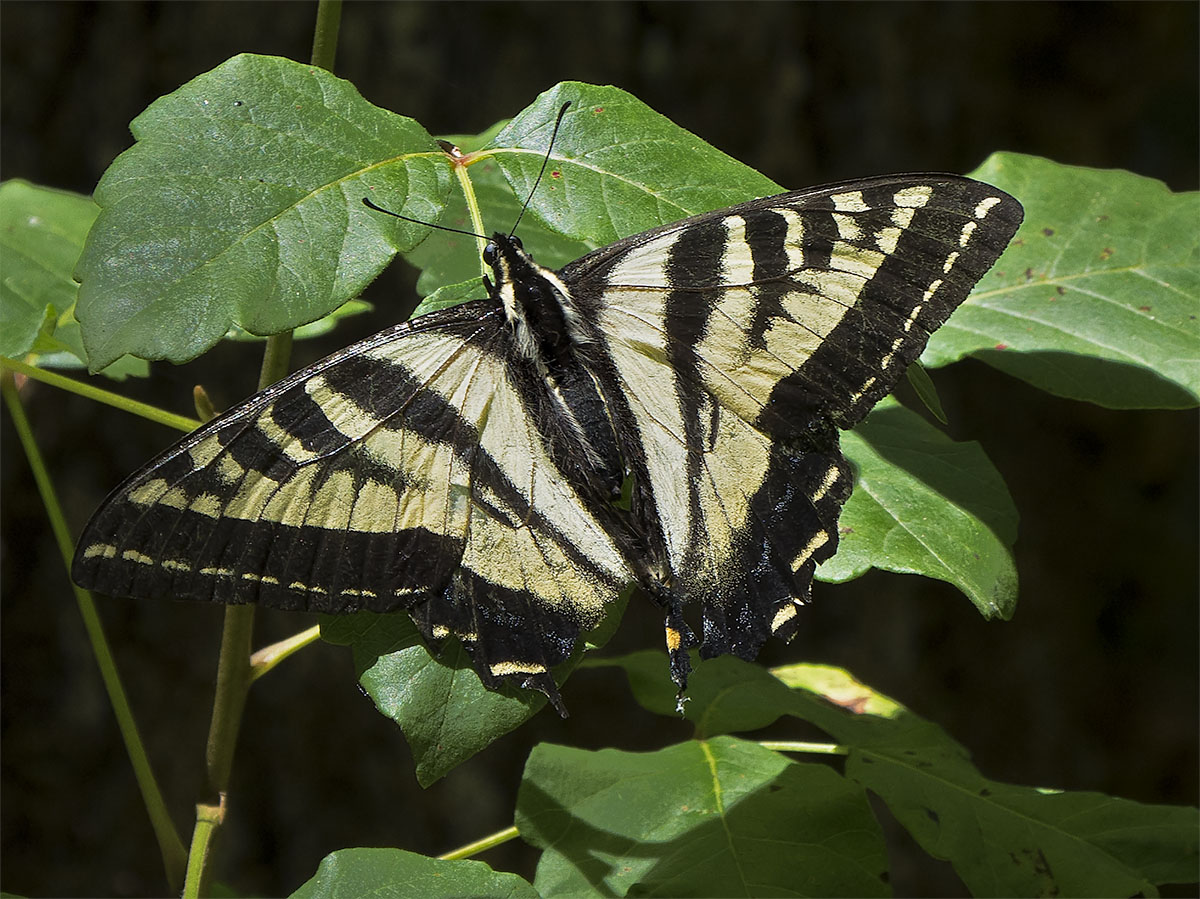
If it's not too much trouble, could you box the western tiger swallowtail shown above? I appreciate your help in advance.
[71,113,1023,716]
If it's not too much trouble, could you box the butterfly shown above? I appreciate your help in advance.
[72,119,1023,716]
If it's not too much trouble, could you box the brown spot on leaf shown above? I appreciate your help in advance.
[995,343,1008,350]
[1042,227,1054,237]
[1100,247,1114,260]
[1139,305,1152,312]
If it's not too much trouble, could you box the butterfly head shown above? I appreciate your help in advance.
[483,232,591,369]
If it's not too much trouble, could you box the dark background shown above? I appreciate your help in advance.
[2,2,1197,897]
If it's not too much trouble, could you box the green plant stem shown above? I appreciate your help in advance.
[454,162,490,277]
[757,740,848,756]
[0,355,199,432]
[250,625,323,682]
[439,825,521,861]
[310,0,342,69]
[1,370,188,890]
[186,7,343,894]
[182,800,224,899]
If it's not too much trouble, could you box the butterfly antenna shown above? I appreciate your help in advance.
[361,197,487,240]
[508,101,571,238]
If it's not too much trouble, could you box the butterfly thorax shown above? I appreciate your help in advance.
[483,233,625,498]
[484,234,593,372]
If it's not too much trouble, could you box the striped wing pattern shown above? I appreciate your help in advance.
[73,173,1022,714]
[564,175,1023,670]
[72,303,633,712]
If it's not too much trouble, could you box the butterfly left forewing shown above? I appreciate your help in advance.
[73,299,632,712]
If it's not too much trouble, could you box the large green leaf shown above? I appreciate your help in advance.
[517,737,889,898]
[320,594,626,786]
[489,82,784,247]
[290,848,537,899]
[928,153,1199,409]
[321,611,547,788]
[819,397,1019,620]
[771,663,1200,899]
[75,53,453,370]
[598,653,1200,898]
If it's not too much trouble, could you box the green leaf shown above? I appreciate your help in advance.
[321,596,627,786]
[75,53,454,370]
[0,180,97,358]
[928,153,1200,409]
[221,299,372,341]
[819,398,1019,620]
[905,362,949,424]
[290,848,538,899]
[601,654,1200,898]
[408,281,487,319]
[0,181,148,379]
[488,82,783,247]
[319,613,543,787]
[517,737,889,898]
[403,151,590,304]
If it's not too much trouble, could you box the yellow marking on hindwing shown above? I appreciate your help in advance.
[770,603,798,633]
[431,625,478,642]
[792,530,830,570]
[161,559,192,572]
[942,251,960,273]
[959,220,978,247]
[810,466,843,504]
[490,661,547,677]
[241,573,280,585]
[199,566,234,577]
[122,550,155,565]
[975,196,1002,218]
[82,543,117,560]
